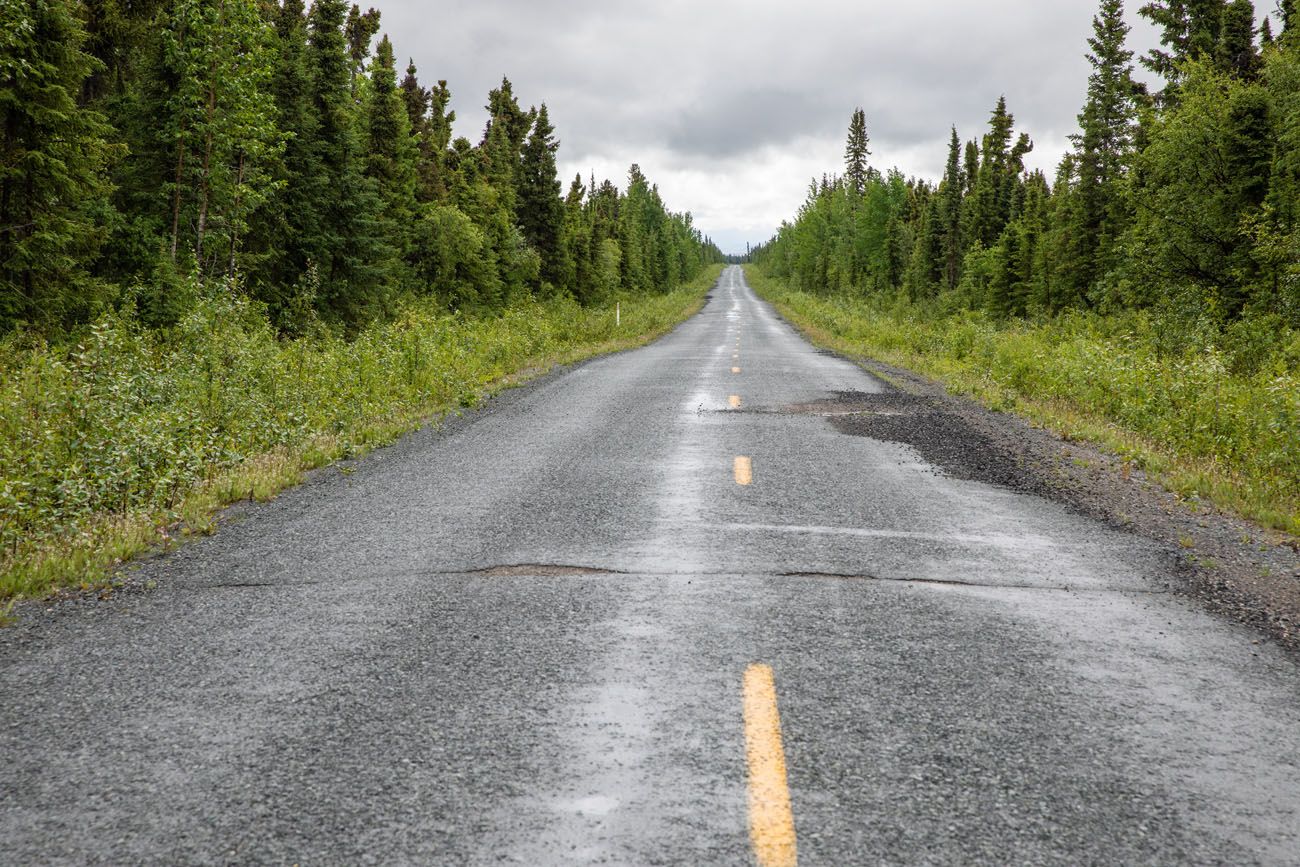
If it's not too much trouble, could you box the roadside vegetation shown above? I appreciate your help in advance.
[0,265,720,600]
[0,0,723,599]
[750,0,1300,535]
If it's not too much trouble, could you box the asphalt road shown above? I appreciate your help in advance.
[3,265,1299,865]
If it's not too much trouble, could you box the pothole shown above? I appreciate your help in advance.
[779,389,920,417]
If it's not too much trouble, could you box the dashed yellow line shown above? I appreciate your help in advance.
[734,456,753,485]
[729,395,742,409]
[743,664,797,867]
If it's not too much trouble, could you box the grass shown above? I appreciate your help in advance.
[744,265,1300,537]
[0,265,722,601]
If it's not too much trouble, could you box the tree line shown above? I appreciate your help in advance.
[0,0,722,336]
[753,0,1300,338]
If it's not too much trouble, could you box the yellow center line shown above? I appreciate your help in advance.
[743,664,797,867]
[729,395,742,409]
[734,456,753,485]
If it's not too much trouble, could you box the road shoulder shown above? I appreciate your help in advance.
[773,322,1300,649]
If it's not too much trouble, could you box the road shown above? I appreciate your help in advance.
[3,265,1299,864]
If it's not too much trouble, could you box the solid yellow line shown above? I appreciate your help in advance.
[743,664,797,867]
[729,395,742,409]
[734,455,753,486]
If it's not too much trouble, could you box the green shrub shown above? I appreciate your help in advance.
[0,265,721,599]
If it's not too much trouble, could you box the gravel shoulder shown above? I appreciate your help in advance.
[787,345,1300,649]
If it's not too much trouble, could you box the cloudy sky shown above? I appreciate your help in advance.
[372,1,1266,254]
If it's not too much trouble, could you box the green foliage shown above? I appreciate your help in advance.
[753,0,1296,331]
[1130,60,1271,315]
[0,0,120,332]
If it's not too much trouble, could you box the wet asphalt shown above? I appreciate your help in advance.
[3,266,1300,865]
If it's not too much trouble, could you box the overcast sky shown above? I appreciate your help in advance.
[373,1,1269,254]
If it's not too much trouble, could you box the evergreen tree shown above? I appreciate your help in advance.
[77,0,168,106]
[903,194,941,298]
[563,173,595,302]
[483,77,534,156]
[364,34,417,290]
[399,59,429,135]
[844,107,871,196]
[517,103,568,292]
[964,97,1027,250]
[1186,0,1226,59]
[343,3,380,95]
[937,127,965,288]
[1218,0,1259,78]
[305,0,390,326]
[1071,0,1138,299]
[0,0,119,332]
[398,61,454,203]
[963,139,980,195]
[246,0,320,329]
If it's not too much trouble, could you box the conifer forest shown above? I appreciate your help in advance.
[757,0,1299,329]
[1,0,721,334]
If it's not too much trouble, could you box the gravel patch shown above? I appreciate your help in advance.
[812,355,1300,647]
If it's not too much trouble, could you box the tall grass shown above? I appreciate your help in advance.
[0,265,722,599]
[745,267,1300,535]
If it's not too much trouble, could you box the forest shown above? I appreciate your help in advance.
[1,0,721,335]
[0,0,723,598]
[751,0,1300,533]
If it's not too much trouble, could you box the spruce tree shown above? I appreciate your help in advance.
[1072,0,1138,298]
[77,0,168,106]
[844,108,871,196]
[399,60,429,134]
[1140,0,1191,97]
[965,97,1023,250]
[963,139,980,195]
[0,0,119,332]
[1218,0,1259,78]
[517,104,568,292]
[305,0,390,326]
[364,35,417,290]
[246,0,320,329]
[937,127,965,288]
[483,77,534,156]
[563,173,595,302]
[1186,0,1226,59]
[343,4,380,95]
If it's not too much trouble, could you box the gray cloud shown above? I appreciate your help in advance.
[372,0,1261,253]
